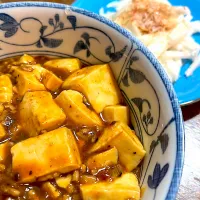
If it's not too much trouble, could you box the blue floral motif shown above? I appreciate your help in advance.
[0,13,127,63]
[118,48,175,199]
[105,45,127,62]
[148,163,169,189]
[121,52,160,136]
[150,133,169,154]
[73,31,127,62]
[67,15,77,30]
[0,13,65,48]
[140,117,174,200]
[132,98,154,134]
[122,56,145,85]
[0,13,19,38]
[74,32,100,58]
[148,163,169,200]
[36,14,66,48]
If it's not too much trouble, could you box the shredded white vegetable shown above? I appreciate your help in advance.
[100,0,200,82]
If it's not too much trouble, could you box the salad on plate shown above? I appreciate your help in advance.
[100,0,200,82]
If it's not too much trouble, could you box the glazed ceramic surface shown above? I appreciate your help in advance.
[0,2,184,200]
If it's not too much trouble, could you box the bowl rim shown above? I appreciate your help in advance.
[0,2,185,199]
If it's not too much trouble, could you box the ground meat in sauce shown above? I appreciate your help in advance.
[0,55,143,200]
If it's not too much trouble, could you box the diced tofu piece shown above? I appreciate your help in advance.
[86,147,118,170]
[81,173,140,200]
[42,70,63,91]
[43,58,81,78]
[0,142,11,163]
[89,122,146,171]
[11,67,45,96]
[11,127,81,183]
[56,175,72,189]
[62,64,122,113]
[0,124,6,139]
[102,105,129,124]
[19,91,66,137]
[0,104,4,115]
[55,90,103,127]
[30,64,45,79]
[32,65,63,92]
[113,173,138,185]
[37,173,61,182]
[42,182,60,198]
[88,122,121,154]
[19,54,35,64]
[0,75,13,103]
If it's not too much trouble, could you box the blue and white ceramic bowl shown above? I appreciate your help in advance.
[0,2,184,200]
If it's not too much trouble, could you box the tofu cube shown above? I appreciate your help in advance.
[56,175,72,189]
[19,91,66,137]
[102,105,130,124]
[11,67,45,96]
[0,75,13,103]
[32,64,63,92]
[0,104,4,115]
[86,147,118,170]
[62,64,122,113]
[89,122,146,171]
[55,90,103,127]
[0,142,11,163]
[11,127,81,183]
[19,54,35,64]
[0,124,6,139]
[80,173,140,200]
[43,58,81,78]
[42,182,60,198]
[42,70,63,91]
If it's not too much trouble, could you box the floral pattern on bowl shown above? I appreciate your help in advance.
[0,2,184,200]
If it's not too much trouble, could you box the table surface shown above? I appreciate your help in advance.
[176,101,200,200]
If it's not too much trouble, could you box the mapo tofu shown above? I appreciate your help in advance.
[0,55,146,200]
